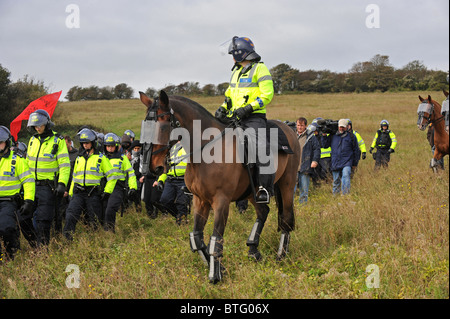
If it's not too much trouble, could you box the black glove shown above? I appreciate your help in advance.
[128,188,137,200]
[234,104,253,119]
[156,181,164,192]
[362,152,366,160]
[215,107,229,124]
[388,148,395,153]
[19,200,34,219]
[369,147,374,154]
[101,192,110,202]
[55,182,66,198]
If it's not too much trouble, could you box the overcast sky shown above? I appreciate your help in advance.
[0,0,448,100]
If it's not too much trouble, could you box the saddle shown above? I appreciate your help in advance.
[266,120,294,154]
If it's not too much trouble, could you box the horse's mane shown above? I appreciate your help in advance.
[171,95,221,124]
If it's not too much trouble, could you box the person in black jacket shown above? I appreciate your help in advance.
[296,123,321,204]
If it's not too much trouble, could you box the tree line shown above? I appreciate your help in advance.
[1,54,448,126]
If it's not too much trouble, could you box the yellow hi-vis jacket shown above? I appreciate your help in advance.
[353,130,367,153]
[69,152,117,196]
[108,154,137,190]
[0,150,35,201]
[221,62,274,116]
[158,144,187,184]
[27,131,70,186]
[320,134,331,158]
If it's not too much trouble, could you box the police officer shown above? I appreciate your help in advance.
[124,129,136,142]
[0,126,35,260]
[63,128,117,241]
[103,133,137,232]
[312,117,332,183]
[347,119,366,160]
[369,119,397,169]
[215,36,275,203]
[26,109,70,246]
[153,141,189,225]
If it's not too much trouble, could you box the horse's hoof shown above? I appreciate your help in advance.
[248,246,263,262]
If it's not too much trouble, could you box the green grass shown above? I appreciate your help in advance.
[1,91,448,299]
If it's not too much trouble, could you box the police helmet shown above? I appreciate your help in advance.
[77,128,98,149]
[228,36,261,63]
[380,119,389,128]
[103,133,120,153]
[124,129,135,140]
[306,123,317,135]
[27,109,54,129]
[0,126,12,148]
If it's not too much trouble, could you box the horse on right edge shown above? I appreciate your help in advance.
[417,94,449,171]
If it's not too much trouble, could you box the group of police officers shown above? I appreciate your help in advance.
[0,110,192,261]
[0,36,405,262]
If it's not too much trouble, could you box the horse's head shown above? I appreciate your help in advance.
[139,90,176,176]
[417,95,439,131]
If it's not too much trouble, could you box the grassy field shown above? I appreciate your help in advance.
[1,91,448,299]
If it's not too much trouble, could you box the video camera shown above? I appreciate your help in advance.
[316,119,339,134]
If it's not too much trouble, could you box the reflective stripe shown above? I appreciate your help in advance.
[257,75,272,82]
[30,167,58,173]
[236,82,259,88]
[0,184,22,191]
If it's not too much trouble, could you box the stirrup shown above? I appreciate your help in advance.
[255,186,269,204]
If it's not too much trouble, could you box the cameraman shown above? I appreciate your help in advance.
[322,119,360,195]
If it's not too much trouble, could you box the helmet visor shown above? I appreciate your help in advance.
[27,112,48,127]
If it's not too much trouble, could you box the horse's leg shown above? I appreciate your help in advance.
[275,180,295,261]
[189,196,211,266]
[246,199,270,261]
[208,196,230,284]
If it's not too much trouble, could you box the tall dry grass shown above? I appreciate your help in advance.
[1,91,448,299]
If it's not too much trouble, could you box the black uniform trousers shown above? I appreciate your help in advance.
[33,183,57,246]
[0,200,20,260]
[104,182,125,232]
[63,187,102,241]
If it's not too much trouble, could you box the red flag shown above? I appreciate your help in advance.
[10,91,62,141]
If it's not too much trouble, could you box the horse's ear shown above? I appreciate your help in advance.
[159,90,170,111]
[419,95,424,102]
[428,95,432,103]
[444,90,449,98]
[139,91,153,108]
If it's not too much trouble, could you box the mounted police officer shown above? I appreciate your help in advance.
[0,126,35,260]
[26,109,70,246]
[369,119,397,169]
[215,36,275,203]
[103,132,137,232]
[63,128,117,241]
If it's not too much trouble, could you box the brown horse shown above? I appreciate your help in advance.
[139,90,300,283]
[417,95,449,170]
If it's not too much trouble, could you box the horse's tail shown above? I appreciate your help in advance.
[275,183,295,232]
